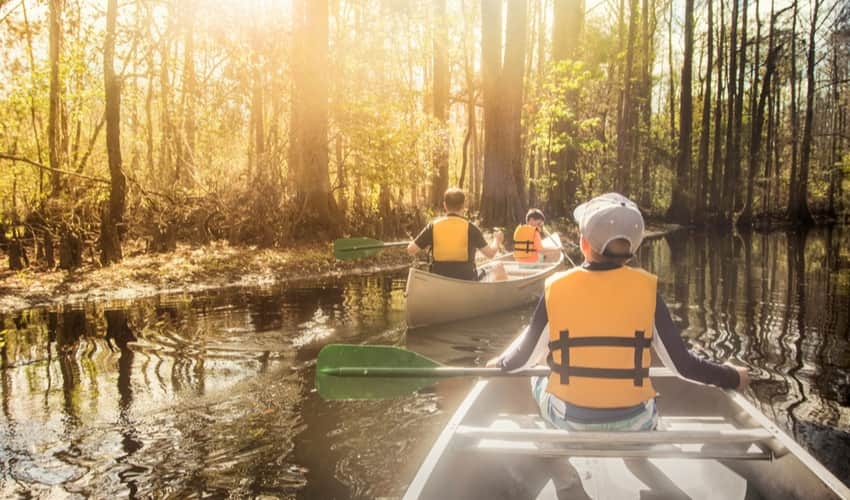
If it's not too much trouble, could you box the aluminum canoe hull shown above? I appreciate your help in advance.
[403,375,850,500]
[404,252,565,329]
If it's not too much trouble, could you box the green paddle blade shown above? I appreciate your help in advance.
[316,344,442,400]
[333,237,384,260]
[333,238,407,260]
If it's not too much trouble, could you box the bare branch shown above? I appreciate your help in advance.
[0,153,111,184]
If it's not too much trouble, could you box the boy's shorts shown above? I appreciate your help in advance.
[531,376,658,431]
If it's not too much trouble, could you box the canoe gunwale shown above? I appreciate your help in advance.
[407,250,565,288]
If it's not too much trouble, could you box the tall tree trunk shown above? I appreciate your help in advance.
[145,1,155,178]
[667,0,676,208]
[771,75,783,208]
[250,41,265,183]
[695,0,714,222]
[101,0,126,264]
[638,0,654,208]
[529,0,547,209]
[791,0,819,225]
[179,0,197,185]
[158,8,174,186]
[669,0,694,223]
[722,0,739,217]
[617,0,639,195]
[745,1,781,222]
[742,0,761,221]
[787,0,800,217]
[48,0,65,194]
[763,0,777,216]
[732,0,748,215]
[826,37,841,218]
[480,0,526,227]
[21,0,44,169]
[431,0,450,208]
[291,0,340,237]
[503,0,528,207]
[710,0,725,214]
[460,3,476,197]
[481,0,505,220]
[551,0,584,214]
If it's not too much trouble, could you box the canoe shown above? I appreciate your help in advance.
[404,236,566,329]
[403,373,850,500]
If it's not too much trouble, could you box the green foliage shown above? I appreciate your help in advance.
[527,60,606,198]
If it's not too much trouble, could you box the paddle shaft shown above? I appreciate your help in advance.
[340,241,408,252]
[542,227,578,268]
[320,366,673,378]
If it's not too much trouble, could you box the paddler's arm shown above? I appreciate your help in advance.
[486,296,549,370]
[407,224,433,255]
[477,229,504,259]
[652,293,749,391]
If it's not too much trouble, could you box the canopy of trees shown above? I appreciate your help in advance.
[1,0,848,270]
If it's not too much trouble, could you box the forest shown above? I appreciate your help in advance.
[0,0,848,271]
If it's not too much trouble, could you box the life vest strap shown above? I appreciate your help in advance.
[515,240,535,252]
[547,330,652,386]
[549,365,652,380]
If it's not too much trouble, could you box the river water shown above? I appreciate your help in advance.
[0,228,848,498]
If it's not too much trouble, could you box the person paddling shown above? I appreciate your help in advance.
[512,209,546,264]
[407,187,504,281]
[487,193,748,431]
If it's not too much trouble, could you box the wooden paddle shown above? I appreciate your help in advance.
[315,344,671,400]
[333,237,408,260]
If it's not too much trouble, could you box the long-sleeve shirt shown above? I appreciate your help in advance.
[496,262,740,415]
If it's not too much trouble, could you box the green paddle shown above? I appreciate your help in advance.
[333,237,408,260]
[315,344,671,400]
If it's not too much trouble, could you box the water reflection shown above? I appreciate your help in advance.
[0,274,407,497]
[650,227,850,483]
[0,229,848,497]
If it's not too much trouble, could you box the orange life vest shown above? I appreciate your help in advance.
[513,225,539,263]
[432,216,470,262]
[544,266,658,408]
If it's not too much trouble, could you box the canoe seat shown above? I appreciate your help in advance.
[453,423,776,461]
[455,426,775,445]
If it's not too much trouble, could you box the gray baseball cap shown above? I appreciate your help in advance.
[573,193,644,257]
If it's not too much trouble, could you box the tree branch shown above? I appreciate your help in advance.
[0,153,111,184]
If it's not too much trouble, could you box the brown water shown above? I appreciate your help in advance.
[0,227,848,498]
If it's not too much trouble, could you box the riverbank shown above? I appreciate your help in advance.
[0,240,413,313]
[0,224,679,314]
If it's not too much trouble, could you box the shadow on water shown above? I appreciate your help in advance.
[0,228,849,497]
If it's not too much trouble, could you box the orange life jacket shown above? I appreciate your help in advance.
[513,224,539,263]
[544,266,658,408]
[432,216,470,262]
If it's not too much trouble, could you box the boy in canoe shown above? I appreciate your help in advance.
[487,193,748,431]
[512,208,562,264]
[407,187,505,281]
[512,209,546,264]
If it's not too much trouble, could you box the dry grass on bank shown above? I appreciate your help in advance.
[0,239,412,313]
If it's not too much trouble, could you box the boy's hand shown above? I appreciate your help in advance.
[485,357,501,368]
[493,230,504,245]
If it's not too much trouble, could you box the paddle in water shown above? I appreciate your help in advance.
[316,344,670,400]
[333,237,408,260]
